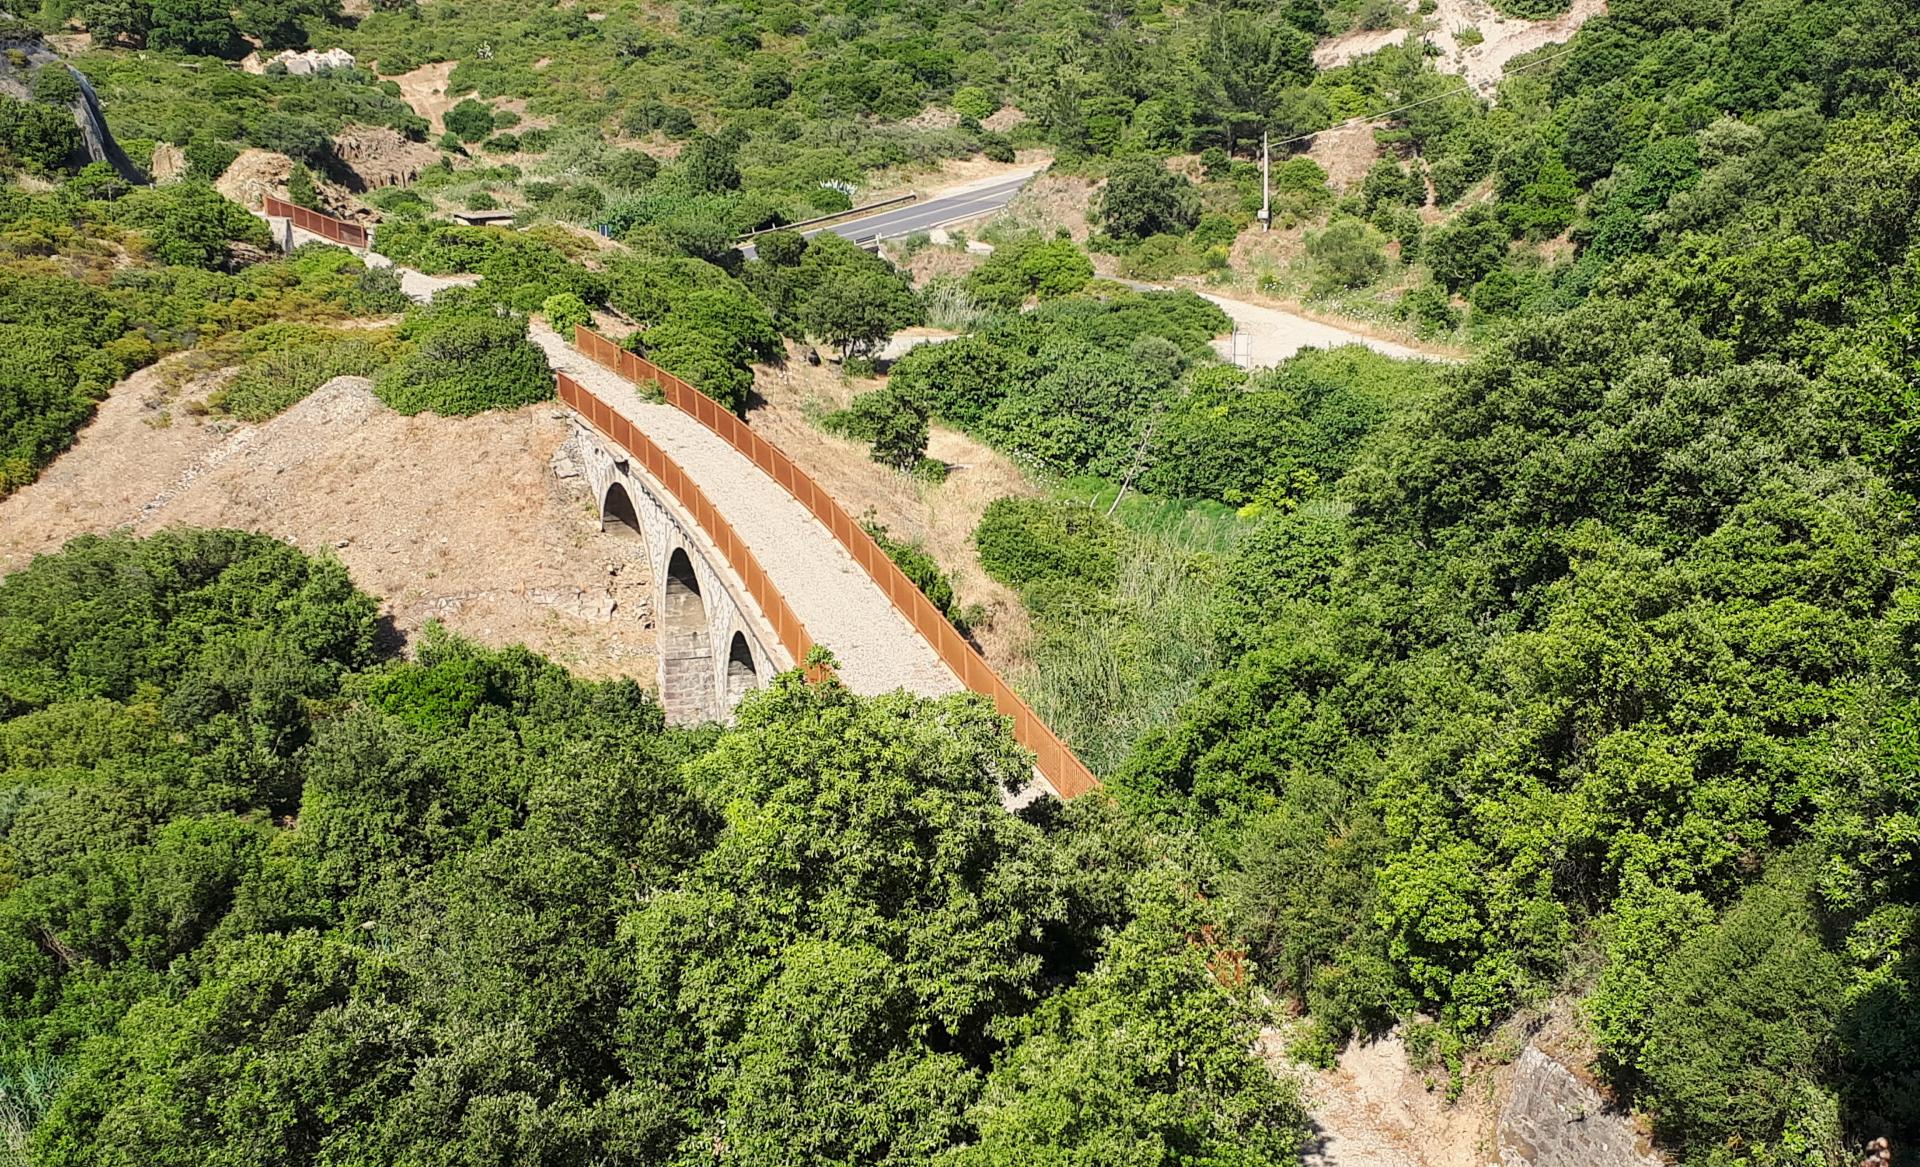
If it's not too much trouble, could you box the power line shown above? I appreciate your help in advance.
[1268,38,1589,151]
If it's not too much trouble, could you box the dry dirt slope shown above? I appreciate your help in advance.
[0,361,659,680]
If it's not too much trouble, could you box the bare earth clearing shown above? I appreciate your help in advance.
[1315,0,1607,93]
[1272,1032,1499,1167]
[0,361,659,680]
[387,60,460,136]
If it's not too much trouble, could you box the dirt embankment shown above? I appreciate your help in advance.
[1270,1029,1500,1167]
[332,126,441,189]
[986,172,1098,242]
[0,361,659,681]
[387,60,459,136]
[215,148,372,221]
[1315,0,1606,93]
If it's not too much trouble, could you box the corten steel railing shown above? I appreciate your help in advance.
[555,372,815,672]
[261,196,370,249]
[571,326,1100,799]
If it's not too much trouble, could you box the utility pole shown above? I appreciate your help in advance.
[1258,129,1271,232]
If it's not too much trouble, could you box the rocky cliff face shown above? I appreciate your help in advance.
[0,15,144,180]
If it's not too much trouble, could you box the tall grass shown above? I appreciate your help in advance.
[920,278,994,333]
[1015,486,1246,776]
[0,1056,65,1165]
[1060,475,1243,551]
[212,334,393,422]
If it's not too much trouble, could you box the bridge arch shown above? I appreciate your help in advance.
[601,481,644,538]
[725,631,760,709]
[570,425,787,726]
[661,547,715,722]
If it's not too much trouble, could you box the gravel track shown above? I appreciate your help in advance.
[532,321,962,699]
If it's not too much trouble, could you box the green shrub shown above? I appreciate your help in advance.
[287,162,319,209]
[29,64,80,107]
[374,304,553,416]
[1632,858,1847,1161]
[974,497,1120,590]
[1399,282,1461,336]
[600,148,658,190]
[350,263,410,314]
[864,519,969,631]
[541,291,591,334]
[183,134,239,181]
[444,98,496,143]
[826,385,929,469]
[1305,217,1388,291]
[1425,204,1509,291]
[630,322,751,413]
[0,93,80,171]
[107,181,273,268]
[755,228,807,267]
[795,234,920,359]
[1099,156,1199,240]
[965,236,1093,309]
[978,131,1015,163]
[951,85,995,121]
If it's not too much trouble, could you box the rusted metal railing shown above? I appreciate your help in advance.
[262,195,370,249]
[555,372,815,672]
[571,326,1100,798]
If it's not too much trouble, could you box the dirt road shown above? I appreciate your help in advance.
[1199,291,1444,366]
[1119,280,1457,367]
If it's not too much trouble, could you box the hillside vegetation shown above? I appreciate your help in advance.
[0,0,1918,1162]
[0,530,1304,1165]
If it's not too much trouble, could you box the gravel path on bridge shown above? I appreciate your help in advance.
[532,321,962,700]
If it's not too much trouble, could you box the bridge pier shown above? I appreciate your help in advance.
[569,427,785,724]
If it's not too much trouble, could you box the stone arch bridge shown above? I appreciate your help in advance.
[546,324,1099,800]
[569,429,783,724]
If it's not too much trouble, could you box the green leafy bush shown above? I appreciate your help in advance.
[1099,156,1199,240]
[826,384,929,469]
[0,94,81,171]
[540,290,590,334]
[106,181,272,268]
[794,233,920,359]
[373,220,601,310]
[863,519,968,630]
[964,236,1093,309]
[951,85,995,121]
[1306,217,1389,291]
[887,289,1228,477]
[28,65,80,107]
[443,97,496,143]
[374,301,552,415]
[0,530,1310,1165]
[974,497,1120,591]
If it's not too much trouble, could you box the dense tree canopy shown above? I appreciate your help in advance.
[0,531,1310,1166]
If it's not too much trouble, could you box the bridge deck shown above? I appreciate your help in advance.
[533,322,962,700]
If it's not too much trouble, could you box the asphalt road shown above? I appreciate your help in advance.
[741,168,1043,257]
